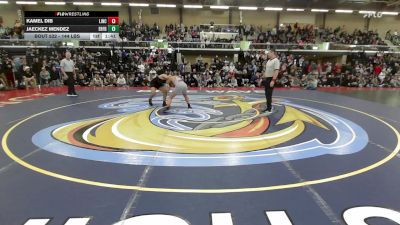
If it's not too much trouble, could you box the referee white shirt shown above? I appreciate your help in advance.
[263,57,280,78]
[60,58,75,73]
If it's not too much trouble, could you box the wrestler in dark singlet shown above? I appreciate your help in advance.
[149,74,170,106]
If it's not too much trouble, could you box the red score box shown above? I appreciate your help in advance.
[108,17,119,25]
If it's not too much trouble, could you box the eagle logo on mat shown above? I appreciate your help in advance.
[33,95,368,167]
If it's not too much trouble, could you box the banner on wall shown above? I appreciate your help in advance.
[239,41,251,50]
[318,42,330,50]
[151,40,168,49]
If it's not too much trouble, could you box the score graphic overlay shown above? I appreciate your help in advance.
[24,11,119,41]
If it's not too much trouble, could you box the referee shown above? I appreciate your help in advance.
[262,49,280,113]
[60,51,78,97]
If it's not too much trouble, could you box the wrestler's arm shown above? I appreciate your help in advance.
[159,74,169,80]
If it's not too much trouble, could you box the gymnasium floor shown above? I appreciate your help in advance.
[0,87,399,225]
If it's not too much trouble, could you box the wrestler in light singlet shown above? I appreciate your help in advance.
[166,75,191,110]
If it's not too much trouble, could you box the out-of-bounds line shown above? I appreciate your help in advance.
[119,165,154,222]
[0,148,41,175]
[370,141,400,159]
[7,117,26,125]
[281,160,345,225]
[376,115,400,125]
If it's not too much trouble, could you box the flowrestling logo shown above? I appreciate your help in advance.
[32,95,369,167]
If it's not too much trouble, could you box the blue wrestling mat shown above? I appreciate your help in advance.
[0,89,399,225]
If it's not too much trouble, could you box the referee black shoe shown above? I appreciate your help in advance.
[262,107,274,114]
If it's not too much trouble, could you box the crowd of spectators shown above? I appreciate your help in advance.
[0,47,178,89]
[0,17,24,39]
[240,23,316,46]
[343,53,400,88]
[118,22,316,47]
[119,22,161,42]
[0,16,391,48]
[182,51,400,89]
[318,27,386,45]
[271,52,400,88]
[385,30,400,46]
[1,46,399,91]
[118,22,241,48]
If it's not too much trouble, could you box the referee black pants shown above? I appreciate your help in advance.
[263,77,274,111]
[66,72,77,95]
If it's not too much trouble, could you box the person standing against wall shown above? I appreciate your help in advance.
[60,51,78,97]
[262,49,280,113]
